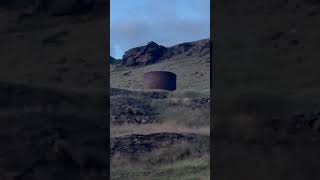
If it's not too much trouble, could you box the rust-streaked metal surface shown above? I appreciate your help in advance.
[143,71,176,91]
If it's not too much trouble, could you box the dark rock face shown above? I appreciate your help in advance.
[122,41,167,66]
[121,39,210,67]
[110,133,209,155]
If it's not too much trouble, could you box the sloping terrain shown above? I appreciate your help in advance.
[110,38,211,179]
[110,87,210,180]
[110,39,211,91]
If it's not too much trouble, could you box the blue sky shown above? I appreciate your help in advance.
[110,0,210,59]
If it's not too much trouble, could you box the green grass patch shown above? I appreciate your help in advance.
[111,157,210,180]
[169,89,210,99]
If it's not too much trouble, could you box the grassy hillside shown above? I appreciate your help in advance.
[110,39,211,179]
[110,43,210,91]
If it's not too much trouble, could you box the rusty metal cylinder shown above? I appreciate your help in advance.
[143,71,176,91]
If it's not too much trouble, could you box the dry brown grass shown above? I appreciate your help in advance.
[111,156,210,180]
[109,36,210,180]
[110,88,210,136]
[110,54,210,91]
[111,142,210,180]
[140,141,209,164]
[151,99,210,128]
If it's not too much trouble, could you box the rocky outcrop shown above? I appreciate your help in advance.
[110,88,172,125]
[122,41,167,66]
[110,96,158,125]
[110,132,209,155]
[121,39,210,67]
[164,38,210,59]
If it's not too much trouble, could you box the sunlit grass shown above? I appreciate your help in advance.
[111,156,210,180]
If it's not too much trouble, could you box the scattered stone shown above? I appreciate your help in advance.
[110,133,209,156]
[110,96,158,125]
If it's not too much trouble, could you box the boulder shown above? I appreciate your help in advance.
[119,38,210,67]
